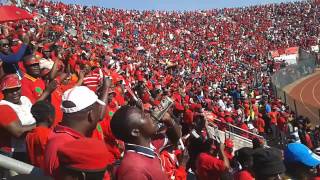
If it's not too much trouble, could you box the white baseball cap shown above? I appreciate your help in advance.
[61,86,106,113]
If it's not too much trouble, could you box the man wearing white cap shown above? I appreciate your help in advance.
[44,78,111,179]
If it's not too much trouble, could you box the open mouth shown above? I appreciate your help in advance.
[12,96,20,101]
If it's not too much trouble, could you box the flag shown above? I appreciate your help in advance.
[0,6,33,22]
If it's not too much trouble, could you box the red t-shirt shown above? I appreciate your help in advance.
[26,126,51,169]
[44,125,84,178]
[21,74,46,104]
[50,83,74,127]
[183,109,194,125]
[92,116,122,160]
[239,123,249,138]
[225,116,234,124]
[255,118,265,133]
[196,152,226,180]
[160,150,187,180]
[269,111,278,125]
[116,151,167,180]
[277,117,287,132]
[0,105,18,153]
[234,170,254,180]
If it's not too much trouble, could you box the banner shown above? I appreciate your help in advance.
[270,47,299,65]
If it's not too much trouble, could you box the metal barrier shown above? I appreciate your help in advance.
[271,49,319,124]
[207,124,254,151]
[0,154,43,179]
[205,117,267,150]
[210,118,265,140]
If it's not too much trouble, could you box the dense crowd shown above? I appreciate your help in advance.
[0,0,320,179]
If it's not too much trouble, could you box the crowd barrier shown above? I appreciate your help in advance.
[0,154,43,179]
[208,118,266,150]
[271,49,319,124]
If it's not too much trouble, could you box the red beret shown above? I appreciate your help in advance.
[1,74,21,91]
[57,138,115,172]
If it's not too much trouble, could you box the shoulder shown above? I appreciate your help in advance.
[20,96,32,104]
[120,152,147,167]
[117,166,151,180]
[0,105,18,126]
[235,170,254,180]
[47,132,71,148]
[198,153,222,164]
[0,104,17,115]
[198,152,212,161]
[0,104,12,110]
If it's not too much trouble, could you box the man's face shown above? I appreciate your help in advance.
[26,63,41,78]
[138,111,158,138]
[43,50,51,59]
[62,75,71,85]
[3,87,21,104]
[107,92,115,104]
[0,39,10,54]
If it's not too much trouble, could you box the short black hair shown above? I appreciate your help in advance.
[31,101,55,124]
[110,105,141,141]
[61,101,96,120]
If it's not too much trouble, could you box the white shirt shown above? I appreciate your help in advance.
[0,96,35,152]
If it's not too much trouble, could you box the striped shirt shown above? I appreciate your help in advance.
[83,71,102,92]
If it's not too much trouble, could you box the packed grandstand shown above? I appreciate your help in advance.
[0,0,320,179]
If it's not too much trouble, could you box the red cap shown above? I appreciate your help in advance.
[57,138,115,172]
[1,74,21,91]
[225,138,234,148]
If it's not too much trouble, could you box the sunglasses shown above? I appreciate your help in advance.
[1,43,9,47]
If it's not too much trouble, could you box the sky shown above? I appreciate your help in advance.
[52,0,301,11]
